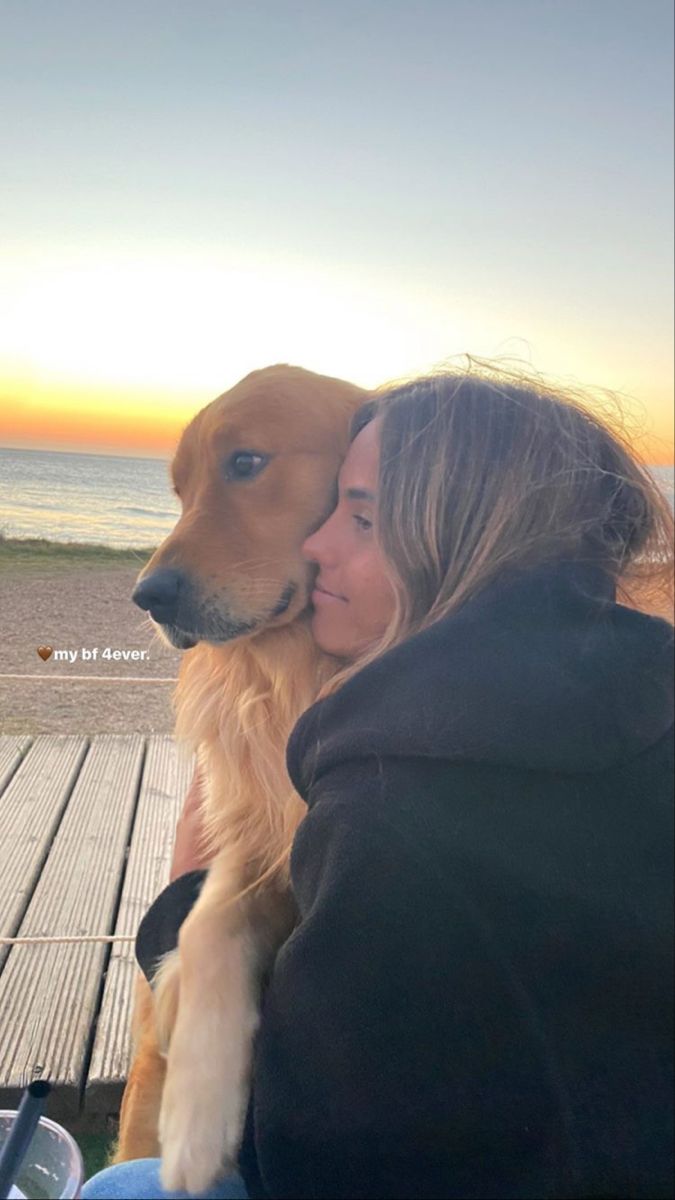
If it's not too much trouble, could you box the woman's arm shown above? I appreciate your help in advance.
[169,764,212,881]
[241,766,556,1200]
[133,766,211,983]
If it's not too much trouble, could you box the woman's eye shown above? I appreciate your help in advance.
[225,451,268,481]
[353,514,372,531]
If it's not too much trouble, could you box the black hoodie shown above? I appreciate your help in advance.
[137,561,674,1199]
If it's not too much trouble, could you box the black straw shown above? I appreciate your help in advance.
[0,1080,51,1200]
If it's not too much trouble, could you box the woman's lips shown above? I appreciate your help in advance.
[312,585,347,604]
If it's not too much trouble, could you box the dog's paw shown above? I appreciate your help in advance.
[159,1040,246,1194]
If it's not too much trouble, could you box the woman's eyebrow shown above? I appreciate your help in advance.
[343,486,376,502]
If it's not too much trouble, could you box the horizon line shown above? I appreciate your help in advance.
[2,443,673,469]
[0,442,169,462]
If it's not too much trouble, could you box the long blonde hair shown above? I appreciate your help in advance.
[321,358,674,698]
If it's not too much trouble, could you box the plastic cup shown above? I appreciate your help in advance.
[0,1112,83,1199]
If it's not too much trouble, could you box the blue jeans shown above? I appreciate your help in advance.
[80,1158,249,1199]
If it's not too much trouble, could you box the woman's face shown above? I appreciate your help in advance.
[302,418,396,660]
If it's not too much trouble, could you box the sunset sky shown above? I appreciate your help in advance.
[1,0,673,462]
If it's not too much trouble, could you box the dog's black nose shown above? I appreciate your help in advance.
[132,568,183,624]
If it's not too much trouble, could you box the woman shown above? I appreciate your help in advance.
[83,362,674,1199]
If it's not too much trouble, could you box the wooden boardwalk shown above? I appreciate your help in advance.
[0,733,194,1133]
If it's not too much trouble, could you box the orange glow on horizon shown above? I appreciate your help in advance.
[0,405,187,458]
[2,247,672,462]
[0,377,672,464]
[0,382,200,458]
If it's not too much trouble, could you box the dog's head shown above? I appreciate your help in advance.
[132,364,367,649]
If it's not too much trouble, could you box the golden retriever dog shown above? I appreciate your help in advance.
[117,364,366,1192]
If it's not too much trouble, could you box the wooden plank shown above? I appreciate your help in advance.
[86,736,194,1124]
[0,735,145,1119]
[0,735,89,972]
[0,735,33,794]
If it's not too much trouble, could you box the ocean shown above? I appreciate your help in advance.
[0,446,673,550]
[0,446,180,548]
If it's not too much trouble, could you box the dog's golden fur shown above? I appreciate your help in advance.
[114,365,366,1192]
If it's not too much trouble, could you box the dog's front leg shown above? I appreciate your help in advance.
[113,973,166,1162]
[158,869,260,1195]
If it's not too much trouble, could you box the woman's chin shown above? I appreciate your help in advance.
[310,610,352,659]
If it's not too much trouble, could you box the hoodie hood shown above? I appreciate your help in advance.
[287,560,674,796]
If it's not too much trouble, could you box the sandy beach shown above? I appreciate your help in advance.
[2,535,672,738]
[1,545,184,735]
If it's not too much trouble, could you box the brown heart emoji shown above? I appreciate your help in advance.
[37,646,53,661]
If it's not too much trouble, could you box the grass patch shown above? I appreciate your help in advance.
[0,531,157,570]
[77,1132,116,1180]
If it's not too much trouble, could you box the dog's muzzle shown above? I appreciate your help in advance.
[132,570,298,647]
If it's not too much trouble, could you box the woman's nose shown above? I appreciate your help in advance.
[302,513,333,564]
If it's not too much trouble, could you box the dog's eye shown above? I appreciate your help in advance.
[225,451,269,481]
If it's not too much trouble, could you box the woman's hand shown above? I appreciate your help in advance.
[170,766,213,881]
